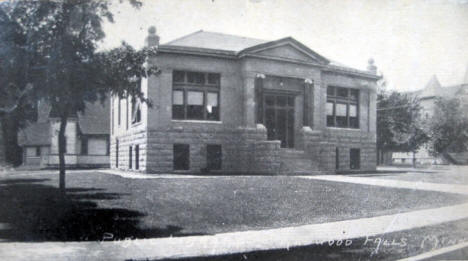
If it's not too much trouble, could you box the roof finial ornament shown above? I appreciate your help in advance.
[367,58,377,74]
[145,25,160,48]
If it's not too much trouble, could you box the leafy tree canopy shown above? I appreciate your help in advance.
[0,0,157,190]
[429,97,468,154]
[377,91,429,153]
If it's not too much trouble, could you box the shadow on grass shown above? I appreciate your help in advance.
[0,178,204,242]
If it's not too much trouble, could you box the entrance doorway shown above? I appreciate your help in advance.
[264,93,295,148]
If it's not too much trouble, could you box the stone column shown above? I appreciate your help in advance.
[303,78,313,127]
[255,74,265,124]
[243,74,256,128]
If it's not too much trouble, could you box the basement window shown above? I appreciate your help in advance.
[174,144,189,170]
[350,148,361,170]
[207,144,222,170]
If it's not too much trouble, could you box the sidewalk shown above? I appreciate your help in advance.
[1,202,468,261]
[302,175,468,195]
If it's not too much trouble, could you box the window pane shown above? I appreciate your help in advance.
[276,96,287,107]
[173,105,185,119]
[187,91,203,105]
[173,71,185,83]
[327,86,335,96]
[207,73,220,85]
[350,89,359,100]
[187,72,205,84]
[265,95,275,106]
[337,88,348,98]
[207,92,218,106]
[326,102,334,116]
[288,96,295,106]
[336,103,347,116]
[206,92,219,120]
[349,104,357,117]
[173,90,184,105]
[26,147,36,157]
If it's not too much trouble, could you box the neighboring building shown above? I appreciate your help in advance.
[111,28,379,174]
[392,70,468,165]
[18,99,110,168]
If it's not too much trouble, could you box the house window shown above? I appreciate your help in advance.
[172,70,220,121]
[81,136,88,155]
[129,146,133,169]
[173,144,189,170]
[350,148,360,169]
[335,147,339,170]
[35,146,41,157]
[207,144,222,170]
[326,87,359,128]
[135,145,139,170]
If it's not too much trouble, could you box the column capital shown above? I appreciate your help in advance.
[256,73,266,79]
[304,78,314,84]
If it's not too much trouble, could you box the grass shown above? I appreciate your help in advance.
[0,171,467,242]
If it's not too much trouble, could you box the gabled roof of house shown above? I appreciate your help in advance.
[18,122,51,146]
[409,75,468,100]
[161,30,378,79]
[18,98,110,147]
[412,75,442,98]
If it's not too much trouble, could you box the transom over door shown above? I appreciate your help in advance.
[264,93,295,148]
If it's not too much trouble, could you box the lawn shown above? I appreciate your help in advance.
[0,171,467,242]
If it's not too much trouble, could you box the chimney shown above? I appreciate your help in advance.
[367,58,377,74]
[145,26,160,48]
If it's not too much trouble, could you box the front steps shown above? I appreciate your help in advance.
[279,148,320,175]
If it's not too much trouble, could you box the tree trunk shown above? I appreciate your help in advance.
[412,151,416,168]
[1,115,22,166]
[58,113,68,195]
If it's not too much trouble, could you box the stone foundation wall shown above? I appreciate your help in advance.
[110,128,147,172]
[111,125,376,174]
[144,124,268,174]
[303,128,376,172]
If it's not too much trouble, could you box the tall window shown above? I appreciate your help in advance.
[132,79,142,125]
[326,86,359,128]
[172,70,220,121]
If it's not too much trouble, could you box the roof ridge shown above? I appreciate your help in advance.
[193,30,269,42]
[164,30,204,45]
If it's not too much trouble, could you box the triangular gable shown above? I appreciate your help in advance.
[238,37,329,65]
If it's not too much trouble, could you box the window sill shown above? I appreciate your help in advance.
[326,127,361,131]
[131,122,143,128]
[171,119,223,124]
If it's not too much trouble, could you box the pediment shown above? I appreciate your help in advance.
[239,38,329,65]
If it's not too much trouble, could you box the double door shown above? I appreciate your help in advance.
[264,93,295,148]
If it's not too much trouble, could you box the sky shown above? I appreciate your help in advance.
[101,0,468,92]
